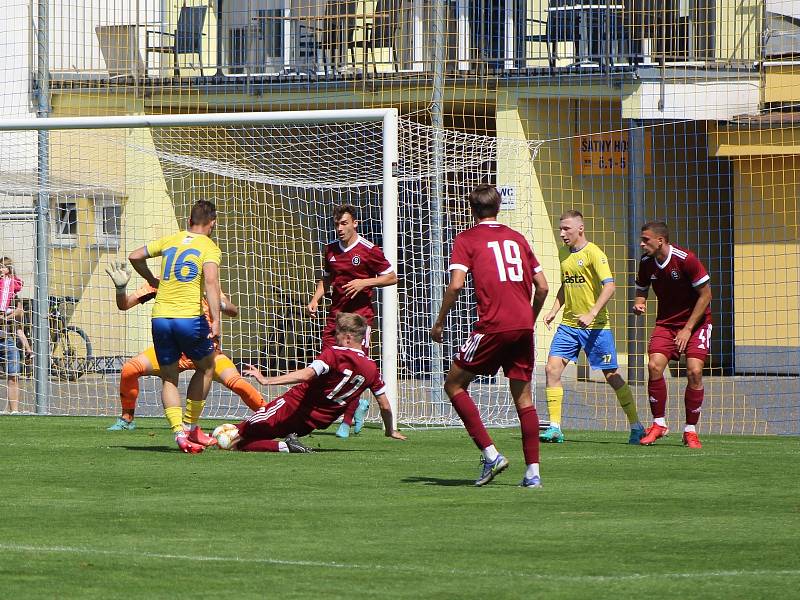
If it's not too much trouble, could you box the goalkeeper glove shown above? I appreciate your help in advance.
[105,262,131,291]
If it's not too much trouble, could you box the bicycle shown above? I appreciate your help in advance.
[48,296,93,380]
[18,296,93,381]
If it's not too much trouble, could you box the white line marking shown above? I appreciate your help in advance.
[1,543,799,582]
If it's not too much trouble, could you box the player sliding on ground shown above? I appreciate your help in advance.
[217,312,406,452]
[104,263,267,432]
[430,184,549,488]
[128,200,222,454]
[633,221,713,449]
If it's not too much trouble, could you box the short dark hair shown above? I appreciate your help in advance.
[560,209,584,221]
[189,200,217,226]
[333,204,358,222]
[335,312,367,340]
[641,221,670,241]
[468,184,501,219]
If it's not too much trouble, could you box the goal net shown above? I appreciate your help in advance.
[0,110,544,427]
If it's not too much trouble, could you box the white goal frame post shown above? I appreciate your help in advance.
[0,109,400,423]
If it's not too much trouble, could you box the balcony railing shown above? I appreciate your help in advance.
[47,1,763,84]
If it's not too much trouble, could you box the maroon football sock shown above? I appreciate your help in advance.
[237,439,281,452]
[517,405,540,465]
[450,390,493,450]
[340,397,358,426]
[647,376,668,419]
[684,387,704,426]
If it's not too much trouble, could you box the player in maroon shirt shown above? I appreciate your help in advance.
[431,184,549,488]
[307,204,398,439]
[632,221,712,449]
[227,313,406,452]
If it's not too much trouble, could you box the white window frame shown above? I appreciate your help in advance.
[92,195,123,249]
[51,198,79,248]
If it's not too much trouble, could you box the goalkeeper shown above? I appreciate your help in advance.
[105,263,267,431]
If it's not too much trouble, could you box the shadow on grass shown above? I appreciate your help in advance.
[401,476,475,487]
[109,445,176,453]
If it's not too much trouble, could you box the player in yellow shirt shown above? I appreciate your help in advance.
[541,210,644,444]
[128,200,222,454]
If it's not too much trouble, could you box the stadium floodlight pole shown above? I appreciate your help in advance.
[34,0,51,414]
[0,108,400,418]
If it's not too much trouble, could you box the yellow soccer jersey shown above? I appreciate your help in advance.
[146,230,221,318]
[559,242,614,329]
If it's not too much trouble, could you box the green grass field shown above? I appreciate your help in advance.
[1,416,798,599]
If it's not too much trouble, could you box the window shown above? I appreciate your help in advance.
[52,200,78,247]
[93,196,123,249]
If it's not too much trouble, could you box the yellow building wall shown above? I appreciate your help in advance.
[764,66,800,104]
[514,98,632,365]
[731,157,800,351]
[49,95,178,358]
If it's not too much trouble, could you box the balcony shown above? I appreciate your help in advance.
[43,0,762,89]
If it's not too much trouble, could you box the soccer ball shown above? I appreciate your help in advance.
[212,423,240,450]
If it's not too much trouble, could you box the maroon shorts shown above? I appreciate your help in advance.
[237,397,312,441]
[453,329,534,381]
[648,323,712,362]
[322,320,372,352]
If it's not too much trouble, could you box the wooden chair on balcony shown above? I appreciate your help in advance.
[347,0,401,74]
[145,4,208,77]
[316,0,358,75]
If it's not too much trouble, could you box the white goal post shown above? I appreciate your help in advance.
[0,109,400,423]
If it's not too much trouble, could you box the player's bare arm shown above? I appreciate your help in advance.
[341,271,398,299]
[675,282,712,353]
[578,281,615,328]
[632,290,648,315]
[128,247,159,289]
[532,270,549,320]
[242,364,316,386]
[544,284,565,330]
[373,392,407,440]
[430,269,467,343]
[307,276,330,316]
[203,261,222,339]
[219,292,238,317]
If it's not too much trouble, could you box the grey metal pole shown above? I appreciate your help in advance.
[34,0,51,413]
[429,0,446,409]
[627,120,647,385]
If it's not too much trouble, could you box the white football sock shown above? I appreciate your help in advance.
[525,463,540,479]
[278,441,289,453]
[654,417,667,427]
[482,445,499,462]
[684,424,696,433]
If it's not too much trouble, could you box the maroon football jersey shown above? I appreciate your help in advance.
[323,236,394,322]
[282,345,387,430]
[635,244,712,327]
[449,220,542,333]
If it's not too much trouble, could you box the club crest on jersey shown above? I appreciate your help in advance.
[352,255,362,266]
[577,259,584,267]
[670,270,680,280]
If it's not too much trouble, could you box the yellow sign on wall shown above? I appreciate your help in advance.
[574,132,651,175]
